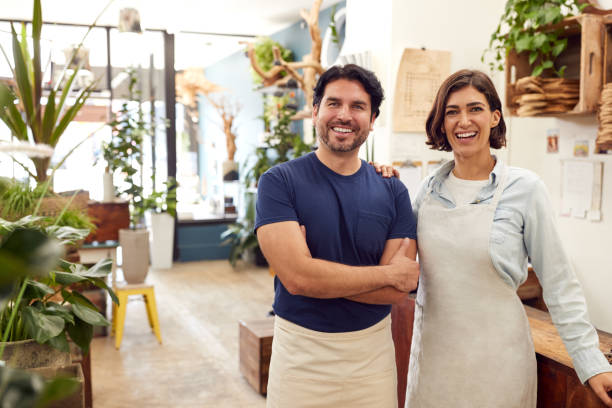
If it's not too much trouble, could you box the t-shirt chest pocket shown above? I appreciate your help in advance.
[356,211,391,256]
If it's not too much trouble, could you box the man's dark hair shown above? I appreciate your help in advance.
[425,69,506,151]
[312,64,384,119]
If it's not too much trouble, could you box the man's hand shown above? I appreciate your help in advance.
[369,161,399,178]
[387,238,419,292]
[588,372,612,407]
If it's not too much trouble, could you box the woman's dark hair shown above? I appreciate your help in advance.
[312,64,384,119]
[425,69,506,151]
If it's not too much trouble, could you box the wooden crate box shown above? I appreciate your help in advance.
[505,14,603,116]
[239,318,274,395]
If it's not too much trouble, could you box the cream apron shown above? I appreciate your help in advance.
[267,315,397,408]
[405,168,537,408]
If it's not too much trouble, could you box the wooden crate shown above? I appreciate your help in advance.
[239,318,274,395]
[85,201,129,243]
[506,14,604,116]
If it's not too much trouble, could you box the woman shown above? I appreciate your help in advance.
[404,69,612,407]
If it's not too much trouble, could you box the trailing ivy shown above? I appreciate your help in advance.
[483,0,589,77]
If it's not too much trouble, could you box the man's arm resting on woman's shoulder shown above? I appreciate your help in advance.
[257,221,418,299]
[345,238,418,305]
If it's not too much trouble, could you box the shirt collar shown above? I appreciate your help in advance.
[430,155,504,192]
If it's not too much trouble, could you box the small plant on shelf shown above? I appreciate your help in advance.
[483,0,588,77]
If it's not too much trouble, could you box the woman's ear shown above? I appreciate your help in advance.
[491,110,501,128]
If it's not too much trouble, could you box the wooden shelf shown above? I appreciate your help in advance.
[506,14,604,117]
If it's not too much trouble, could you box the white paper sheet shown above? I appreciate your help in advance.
[561,161,594,218]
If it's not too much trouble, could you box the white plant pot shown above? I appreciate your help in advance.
[119,228,150,284]
[103,171,115,202]
[150,212,174,269]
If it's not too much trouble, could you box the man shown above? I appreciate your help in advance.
[255,64,419,407]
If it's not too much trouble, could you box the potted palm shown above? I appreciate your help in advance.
[103,68,150,283]
[0,0,109,185]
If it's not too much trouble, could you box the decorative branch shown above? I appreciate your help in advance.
[244,0,324,116]
[205,96,241,162]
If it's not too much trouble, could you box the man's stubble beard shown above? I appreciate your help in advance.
[317,125,369,153]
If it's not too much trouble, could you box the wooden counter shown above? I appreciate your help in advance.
[391,301,612,407]
[525,305,612,408]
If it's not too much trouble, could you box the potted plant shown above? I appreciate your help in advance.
[247,37,294,87]
[222,95,311,267]
[483,0,588,77]
[0,0,109,185]
[143,178,177,270]
[0,222,88,407]
[0,216,118,361]
[103,68,150,283]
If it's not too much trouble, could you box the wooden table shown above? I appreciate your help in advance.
[526,305,612,408]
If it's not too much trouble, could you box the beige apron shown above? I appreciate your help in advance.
[406,168,537,408]
[267,315,397,408]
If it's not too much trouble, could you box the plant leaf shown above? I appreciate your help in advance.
[552,38,567,57]
[541,60,554,69]
[10,23,34,124]
[66,315,93,355]
[71,302,109,326]
[43,302,75,325]
[529,51,538,66]
[531,65,544,77]
[89,277,118,305]
[77,258,112,278]
[23,305,65,343]
[44,331,70,353]
[53,271,87,285]
[26,279,54,295]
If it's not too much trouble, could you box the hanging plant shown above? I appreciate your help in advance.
[483,0,589,77]
[247,37,294,86]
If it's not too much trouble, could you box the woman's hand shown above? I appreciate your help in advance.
[588,372,612,407]
[369,162,399,178]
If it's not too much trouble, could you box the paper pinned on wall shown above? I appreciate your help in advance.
[560,160,603,221]
[394,161,423,198]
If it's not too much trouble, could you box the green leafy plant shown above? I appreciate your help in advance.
[142,177,178,217]
[0,0,110,184]
[220,191,258,267]
[483,0,588,77]
[244,94,312,188]
[329,5,341,45]
[0,180,96,235]
[0,216,118,357]
[223,95,311,266]
[103,68,147,228]
[248,37,294,86]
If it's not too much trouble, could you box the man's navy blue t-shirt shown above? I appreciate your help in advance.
[255,152,417,332]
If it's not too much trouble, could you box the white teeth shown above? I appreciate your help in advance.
[456,132,477,139]
[332,127,353,133]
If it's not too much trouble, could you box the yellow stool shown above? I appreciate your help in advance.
[111,283,162,350]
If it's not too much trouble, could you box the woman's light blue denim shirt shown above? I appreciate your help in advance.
[411,158,612,383]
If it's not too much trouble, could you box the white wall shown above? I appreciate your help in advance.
[346,0,612,332]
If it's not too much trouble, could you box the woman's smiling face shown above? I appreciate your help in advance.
[443,85,501,160]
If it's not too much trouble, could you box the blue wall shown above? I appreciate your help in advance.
[201,2,345,203]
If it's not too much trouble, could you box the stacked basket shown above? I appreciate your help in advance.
[512,77,579,116]
[596,83,612,153]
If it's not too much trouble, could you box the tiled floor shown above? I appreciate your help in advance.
[91,260,274,407]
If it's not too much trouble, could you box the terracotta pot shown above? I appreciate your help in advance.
[0,339,71,369]
[119,228,150,284]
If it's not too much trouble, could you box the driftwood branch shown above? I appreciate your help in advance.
[244,0,324,116]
